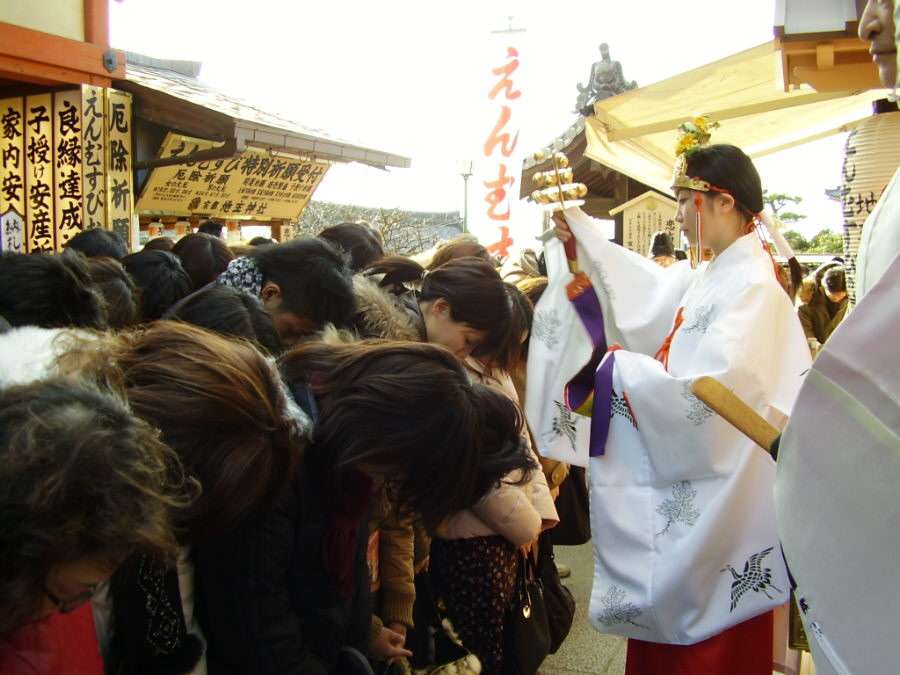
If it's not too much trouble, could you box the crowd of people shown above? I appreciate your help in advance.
[0,219,568,675]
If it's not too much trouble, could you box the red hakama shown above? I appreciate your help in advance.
[625,611,773,675]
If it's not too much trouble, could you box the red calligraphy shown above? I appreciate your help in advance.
[485,226,513,259]
[483,106,519,158]
[483,163,513,221]
[488,48,521,101]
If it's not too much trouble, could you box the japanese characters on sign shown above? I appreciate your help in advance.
[0,97,25,253]
[106,90,134,249]
[136,133,331,221]
[481,46,522,259]
[82,86,107,232]
[54,90,84,248]
[619,194,679,257]
[25,94,55,252]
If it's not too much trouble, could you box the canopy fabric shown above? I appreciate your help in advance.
[584,41,888,196]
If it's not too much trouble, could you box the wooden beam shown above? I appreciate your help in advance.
[118,80,235,141]
[83,0,110,47]
[0,21,124,80]
[0,53,111,88]
[134,140,237,170]
[605,90,850,142]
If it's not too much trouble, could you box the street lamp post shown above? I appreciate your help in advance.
[457,160,474,233]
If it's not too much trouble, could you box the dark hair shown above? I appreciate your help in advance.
[170,286,282,355]
[319,223,385,272]
[0,380,190,636]
[121,250,193,322]
[65,228,128,259]
[823,266,846,294]
[172,232,235,289]
[427,236,493,271]
[86,257,139,330]
[366,256,512,358]
[281,340,534,530]
[248,236,276,247]
[143,237,175,252]
[674,249,688,261]
[485,283,533,372]
[112,322,303,540]
[197,220,224,238]
[0,252,107,330]
[247,237,356,328]
[685,144,764,220]
[649,231,675,258]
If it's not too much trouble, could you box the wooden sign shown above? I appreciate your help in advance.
[609,191,679,256]
[105,89,134,249]
[136,133,331,221]
[82,85,107,232]
[53,90,84,248]
[25,94,55,252]
[0,97,25,252]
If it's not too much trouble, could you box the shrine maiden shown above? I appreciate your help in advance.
[536,140,810,674]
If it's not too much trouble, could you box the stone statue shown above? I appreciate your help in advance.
[575,43,637,115]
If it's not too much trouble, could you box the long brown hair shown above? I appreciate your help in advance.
[65,322,305,541]
[0,380,191,636]
[280,340,535,530]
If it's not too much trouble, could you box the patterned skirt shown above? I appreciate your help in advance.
[430,536,519,675]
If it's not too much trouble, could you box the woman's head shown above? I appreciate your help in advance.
[649,231,676,259]
[0,380,188,635]
[74,322,305,541]
[319,223,385,272]
[427,236,493,271]
[823,266,847,302]
[172,232,235,289]
[121,250,193,322]
[859,0,897,89]
[482,283,533,373]
[170,286,283,355]
[86,256,139,330]
[280,340,534,530]
[674,144,763,254]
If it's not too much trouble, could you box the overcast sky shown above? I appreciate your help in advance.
[111,0,852,237]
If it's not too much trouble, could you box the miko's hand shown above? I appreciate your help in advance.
[552,213,573,243]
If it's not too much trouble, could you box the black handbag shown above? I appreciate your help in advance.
[537,534,575,654]
[502,551,551,675]
[549,466,591,546]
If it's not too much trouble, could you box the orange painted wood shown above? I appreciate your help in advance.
[0,22,123,82]
[0,54,112,87]
[83,0,109,46]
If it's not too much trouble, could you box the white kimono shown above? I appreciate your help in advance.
[526,206,811,645]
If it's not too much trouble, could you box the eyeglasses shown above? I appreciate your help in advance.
[42,582,99,614]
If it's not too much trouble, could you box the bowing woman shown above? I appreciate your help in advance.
[550,137,810,675]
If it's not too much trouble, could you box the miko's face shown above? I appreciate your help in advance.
[859,0,897,89]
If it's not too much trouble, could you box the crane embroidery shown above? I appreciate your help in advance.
[721,547,783,612]
[682,304,714,334]
[549,400,578,452]
[610,390,637,428]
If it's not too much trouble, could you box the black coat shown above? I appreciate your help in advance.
[194,457,372,675]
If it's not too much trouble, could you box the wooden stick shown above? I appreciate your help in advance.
[691,377,780,453]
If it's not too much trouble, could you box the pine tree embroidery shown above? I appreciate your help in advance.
[682,381,714,425]
[532,308,562,350]
[595,267,616,301]
[596,585,647,629]
[683,304,714,334]
[656,480,700,535]
[549,400,577,451]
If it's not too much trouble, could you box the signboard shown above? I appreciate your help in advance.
[0,97,25,252]
[53,89,84,248]
[25,93,55,252]
[82,85,107,232]
[136,133,331,221]
[611,191,679,256]
[106,89,134,248]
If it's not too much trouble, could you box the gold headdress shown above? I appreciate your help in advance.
[671,116,720,191]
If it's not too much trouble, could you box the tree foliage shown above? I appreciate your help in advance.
[763,190,806,224]
[782,229,844,254]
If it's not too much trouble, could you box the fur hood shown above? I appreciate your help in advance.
[350,275,423,342]
[0,326,73,387]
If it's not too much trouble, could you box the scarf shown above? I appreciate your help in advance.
[216,256,264,298]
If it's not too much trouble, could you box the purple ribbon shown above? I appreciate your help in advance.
[562,276,616,458]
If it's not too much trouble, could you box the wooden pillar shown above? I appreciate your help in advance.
[83,0,110,47]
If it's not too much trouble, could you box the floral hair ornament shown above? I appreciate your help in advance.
[671,116,720,192]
